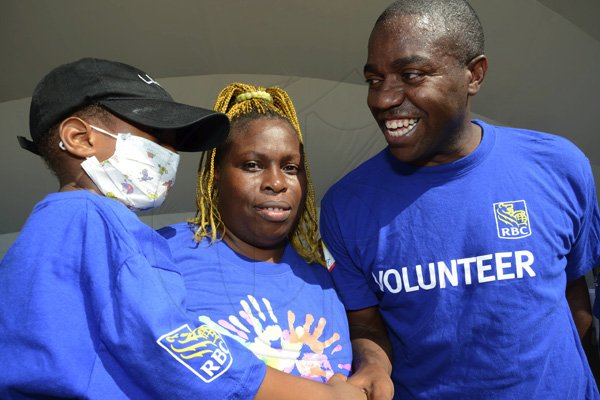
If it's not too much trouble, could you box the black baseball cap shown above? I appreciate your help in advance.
[18,57,229,155]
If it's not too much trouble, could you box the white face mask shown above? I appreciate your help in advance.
[80,125,180,212]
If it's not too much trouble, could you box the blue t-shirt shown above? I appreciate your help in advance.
[0,190,265,399]
[320,120,600,399]
[159,222,352,382]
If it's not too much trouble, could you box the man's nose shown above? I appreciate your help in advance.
[368,80,406,111]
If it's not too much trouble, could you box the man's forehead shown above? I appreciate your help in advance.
[372,13,448,40]
[369,14,454,56]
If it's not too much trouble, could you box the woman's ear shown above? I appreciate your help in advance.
[213,163,220,186]
[58,117,95,158]
[466,54,488,96]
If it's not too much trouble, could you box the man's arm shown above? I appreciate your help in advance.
[567,276,594,340]
[566,275,600,386]
[345,306,394,400]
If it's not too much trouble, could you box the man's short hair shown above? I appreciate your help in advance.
[376,0,484,64]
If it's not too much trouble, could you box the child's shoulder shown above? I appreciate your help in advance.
[157,221,197,241]
[37,190,125,213]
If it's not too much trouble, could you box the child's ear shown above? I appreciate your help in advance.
[58,117,95,158]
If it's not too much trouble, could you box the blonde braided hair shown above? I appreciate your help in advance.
[192,82,324,266]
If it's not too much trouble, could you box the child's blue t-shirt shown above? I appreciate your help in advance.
[0,190,265,399]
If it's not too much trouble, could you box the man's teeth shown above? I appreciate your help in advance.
[385,118,418,137]
[263,207,285,211]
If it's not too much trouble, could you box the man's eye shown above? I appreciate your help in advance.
[365,77,382,87]
[403,72,423,81]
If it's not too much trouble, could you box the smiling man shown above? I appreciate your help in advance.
[319,1,600,399]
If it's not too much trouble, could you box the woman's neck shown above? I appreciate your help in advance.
[222,233,285,263]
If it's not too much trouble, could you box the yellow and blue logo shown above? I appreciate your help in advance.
[493,200,532,239]
[157,324,233,383]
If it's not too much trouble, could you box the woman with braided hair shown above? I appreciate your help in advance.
[159,83,364,400]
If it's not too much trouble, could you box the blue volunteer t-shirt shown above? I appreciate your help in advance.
[320,120,600,399]
[159,222,353,382]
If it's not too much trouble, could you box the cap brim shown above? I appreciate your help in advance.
[17,136,41,155]
[99,98,229,152]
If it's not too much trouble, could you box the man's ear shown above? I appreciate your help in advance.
[466,55,488,96]
[58,117,95,158]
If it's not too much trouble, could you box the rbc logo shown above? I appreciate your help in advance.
[157,324,233,382]
[493,200,532,239]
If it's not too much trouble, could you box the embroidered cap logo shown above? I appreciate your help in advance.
[138,73,161,86]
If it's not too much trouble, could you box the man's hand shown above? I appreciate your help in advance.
[347,340,394,400]
[346,307,394,400]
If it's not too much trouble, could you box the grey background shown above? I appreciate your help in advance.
[1,0,599,247]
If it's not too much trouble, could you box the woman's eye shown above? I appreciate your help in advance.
[243,161,261,171]
[283,164,300,174]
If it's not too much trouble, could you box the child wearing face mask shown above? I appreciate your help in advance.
[0,58,263,399]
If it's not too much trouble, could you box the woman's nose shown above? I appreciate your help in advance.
[261,167,287,193]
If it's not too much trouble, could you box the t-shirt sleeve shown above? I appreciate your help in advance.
[320,188,380,311]
[99,253,266,399]
[565,157,600,281]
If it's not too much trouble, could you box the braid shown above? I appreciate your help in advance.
[192,148,223,242]
[192,82,325,266]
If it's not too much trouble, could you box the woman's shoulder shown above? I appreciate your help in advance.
[283,245,336,289]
